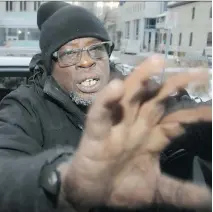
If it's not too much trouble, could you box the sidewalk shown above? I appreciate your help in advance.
[111,51,175,67]
[111,51,149,67]
[111,51,209,68]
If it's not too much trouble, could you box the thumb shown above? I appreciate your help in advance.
[85,79,124,140]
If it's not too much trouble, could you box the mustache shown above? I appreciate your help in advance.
[75,74,101,84]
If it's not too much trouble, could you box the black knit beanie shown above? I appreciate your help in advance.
[30,1,70,72]
[37,1,69,30]
[39,4,114,74]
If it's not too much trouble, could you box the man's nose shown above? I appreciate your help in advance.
[78,51,95,68]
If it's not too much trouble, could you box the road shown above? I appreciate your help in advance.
[111,51,149,67]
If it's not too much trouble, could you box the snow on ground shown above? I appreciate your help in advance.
[137,52,175,59]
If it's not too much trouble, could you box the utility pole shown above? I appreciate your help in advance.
[160,11,177,83]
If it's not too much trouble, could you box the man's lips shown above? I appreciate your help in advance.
[77,75,100,84]
[76,79,101,93]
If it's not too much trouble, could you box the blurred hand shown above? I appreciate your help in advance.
[60,56,212,211]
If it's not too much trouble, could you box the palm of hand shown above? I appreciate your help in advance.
[65,57,211,211]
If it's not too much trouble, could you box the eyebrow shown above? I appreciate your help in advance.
[59,38,101,52]
[67,38,100,47]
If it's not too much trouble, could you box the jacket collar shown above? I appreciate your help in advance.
[43,76,86,130]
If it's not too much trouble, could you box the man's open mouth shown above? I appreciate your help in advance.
[76,77,101,93]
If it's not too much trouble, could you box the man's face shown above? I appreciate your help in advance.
[52,37,111,106]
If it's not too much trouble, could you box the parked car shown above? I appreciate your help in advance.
[0,56,31,100]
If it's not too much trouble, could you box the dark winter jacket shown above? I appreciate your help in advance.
[0,59,211,212]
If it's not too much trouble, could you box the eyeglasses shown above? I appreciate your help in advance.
[52,41,113,68]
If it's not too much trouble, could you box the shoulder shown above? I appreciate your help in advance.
[3,84,42,106]
[0,85,45,122]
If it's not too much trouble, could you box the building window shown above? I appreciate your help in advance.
[163,33,167,44]
[148,32,151,44]
[159,33,162,43]
[20,1,27,11]
[163,2,168,12]
[125,21,130,39]
[6,1,9,11]
[8,28,17,36]
[24,1,27,11]
[133,19,140,40]
[17,29,25,40]
[192,7,195,19]
[27,28,40,40]
[6,1,13,11]
[20,1,22,11]
[34,2,36,11]
[178,33,182,46]
[145,18,156,29]
[189,32,193,46]
[34,1,41,11]
[170,33,173,45]
[210,7,212,18]
[207,32,212,46]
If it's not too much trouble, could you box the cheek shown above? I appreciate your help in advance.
[52,64,75,92]
[100,60,110,78]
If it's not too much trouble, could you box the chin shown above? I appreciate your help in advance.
[70,91,96,106]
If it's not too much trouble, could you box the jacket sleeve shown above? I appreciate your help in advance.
[0,89,75,212]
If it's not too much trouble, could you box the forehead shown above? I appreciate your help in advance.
[59,37,101,51]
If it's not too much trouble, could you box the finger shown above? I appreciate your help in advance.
[144,123,185,153]
[136,102,165,128]
[86,79,124,140]
[124,55,164,99]
[145,106,211,153]
[154,71,208,103]
[161,106,212,124]
[122,55,164,125]
[155,174,212,211]
[129,103,165,151]
[129,79,161,105]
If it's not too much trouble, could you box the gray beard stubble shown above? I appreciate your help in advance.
[69,92,95,106]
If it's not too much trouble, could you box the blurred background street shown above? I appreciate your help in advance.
[0,1,211,101]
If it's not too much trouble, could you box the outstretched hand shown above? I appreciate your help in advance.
[62,56,212,211]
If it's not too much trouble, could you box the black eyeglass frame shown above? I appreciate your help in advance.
[52,41,113,68]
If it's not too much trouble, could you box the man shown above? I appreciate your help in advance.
[0,3,211,212]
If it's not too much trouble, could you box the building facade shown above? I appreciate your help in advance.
[0,1,211,57]
[107,1,211,57]
[111,1,167,54]
[156,1,212,57]
[0,1,42,47]
[0,1,95,48]
[166,1,212,56]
